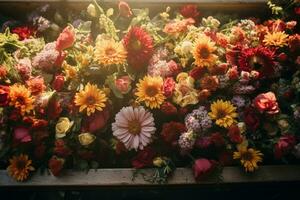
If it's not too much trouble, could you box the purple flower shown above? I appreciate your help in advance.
[185,106,212,133]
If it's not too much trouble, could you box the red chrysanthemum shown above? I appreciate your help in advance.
[238,46,275,78]
[123,27,154,71]
[12,26,36,41]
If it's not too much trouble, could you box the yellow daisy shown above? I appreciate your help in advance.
[263,31,288,47]
[233,147,263,172]
[94,38,127,67]
[74,83,107,116]
[135,76,165,109]
[7,154,35,181]
[193,35,218,68]
[208,99,238,128]
[9,84,35,116]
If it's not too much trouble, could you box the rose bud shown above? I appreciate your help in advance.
[131,147,156,169]
[274,135,296,159]
[277,52,287,62]
[52,74,65,91]
[118,1,132,18]
[48,156,65,176]
[115,76,131,94]
[56,26,75,51]
[193,158,217,181]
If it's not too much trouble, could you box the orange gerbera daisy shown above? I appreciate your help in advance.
[74,83,107,116]
[263,31,288,47]
[9,84,35,115]
[193,35,218,68]
[7,154,35,181]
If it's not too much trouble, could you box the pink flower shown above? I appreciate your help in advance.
[163,77,176,98]
[167,60,180,77]
[82,108,110,133]
[193,158,217,181]
[15,58,32,80]
[52,74,65,91]
[14,126,32,143]
[115,76,131,94]
[56,26,75,51]
[118,1,132,18]
[0,85,9,106]
[274,135,297,159]
[253,92,279,115]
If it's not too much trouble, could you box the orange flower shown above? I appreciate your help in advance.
[9,84,35,115]
[7,154,34,181]
[200,76,219,91]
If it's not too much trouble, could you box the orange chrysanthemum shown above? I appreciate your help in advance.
[7,154,35,181]
[9,84,35,115]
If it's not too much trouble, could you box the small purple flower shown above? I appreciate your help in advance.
[185,106,212,134]
[231,95,247,109]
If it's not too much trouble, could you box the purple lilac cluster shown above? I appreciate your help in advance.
[184,106,212,134]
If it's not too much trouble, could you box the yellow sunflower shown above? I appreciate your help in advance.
[94,38,127,67]
[135,76,165,109]
[208,99,237,128]
[9,84,35,116]
[263,31,288,47]
[233,146,263,172]
[193,35,218,68]
[7,154,35,181]
[74,83,107,116]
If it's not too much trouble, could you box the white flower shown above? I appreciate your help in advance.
[181,41,193,54]
[112,106,156,151]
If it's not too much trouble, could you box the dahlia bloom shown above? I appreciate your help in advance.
[112,106,156,151]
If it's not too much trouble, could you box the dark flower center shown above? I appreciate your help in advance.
[105,47,116,56]
[199,47,210,59]
[16,159,26,170]
[216,109,227,119]
[16,96,25,104]
[250,56,264,70]
[128,119,141,135]
[241,151,254,161]
[86,96,96,105]
[145,86,158,97]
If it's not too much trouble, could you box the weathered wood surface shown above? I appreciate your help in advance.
[0,166,300,187]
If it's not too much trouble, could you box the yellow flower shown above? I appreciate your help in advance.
[94,38,127,67]
[208,99,238,128]
[9,84,35,116]
[78,132,96,146]
[263,31,288,47]
[233,146,263,172]
[55,117,74,138]
[63,62,78,80]
[135,76,165,109]
[193,35,218,68]
[74,83,107,116]
[7,154,34,181]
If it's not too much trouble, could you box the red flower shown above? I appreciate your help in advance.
[288,34,300,53]
[226,45,243,66]
[228,125,243,143]
[161,121,186,146]
[189,66,206,80]
[0,65,7,78]
[274,135,297,159]
[131,147,156,169]
[238,46,275,78]
[55,51,67,67]
[12,26,36,40]
[118,1,132,18]
[54,139,72,158]
[163,77,176,98]
[180,4,200,22]
[195,137,212,149]
[52,74,65,91]
[210,132,225,147]
[26,76,46,95]
[56,26,75,51]
[81,109,110,133]
[161,101,177,116]
[123,27,154,71]
[193,158,217,181]
[244,106,260,131]
[47,97,62,120]
[13,126,32,143]
[48,156,65,176]
[0,85,9,106]
[295,7,300,15]
[227,66,239,80]
[115,76,131,94]
[253,92,279,115]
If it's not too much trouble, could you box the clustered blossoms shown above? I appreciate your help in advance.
[0,0,300,182]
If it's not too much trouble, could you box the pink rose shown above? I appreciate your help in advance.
[118,1,133,18]
[82,108,110,133]
[163,77,176,98]
[253,92,279,114]
[14,126,32,143]
[274,135,297,159]
[52,74,65,91]
[115,76,131,94]
[56,26,75,51]
[167,60,180,77]
[193,158,217,181]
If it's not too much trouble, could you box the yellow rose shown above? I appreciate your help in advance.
[55,117,74,139]
[78,132,96,146]
[173,83,199,107]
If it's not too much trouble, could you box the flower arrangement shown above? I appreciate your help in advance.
[0,0,299,183]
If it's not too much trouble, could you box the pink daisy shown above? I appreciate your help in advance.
[112,106,156,151]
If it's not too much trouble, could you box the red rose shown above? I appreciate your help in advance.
[228,125,243,144]
[82,108,110,133]
[161,121,186,146]
[161,101,177,116]
[180,4,200,22]
[163,77,176,98]
[131,147,156,169]
[210,132,225,147]
[56,26,75,51]
[54,139,72,158]
[13,126,32,143]
[12,26,36,40]
[274,135,297,159]
[48,156,65,176]
[244,107,260,131]
[52,74,65,91]
[115,76,131,94]
[118,1,132,18]
[278,52,287,62]
[295,7,300,15]
[0,85,9,106]
[189,66,206,80]
[253,92,279,115]
[47,97,62,120]
[193,158,217,181]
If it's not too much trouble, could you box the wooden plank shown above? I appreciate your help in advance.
[0,0,267,3]
[0,166,300,187]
